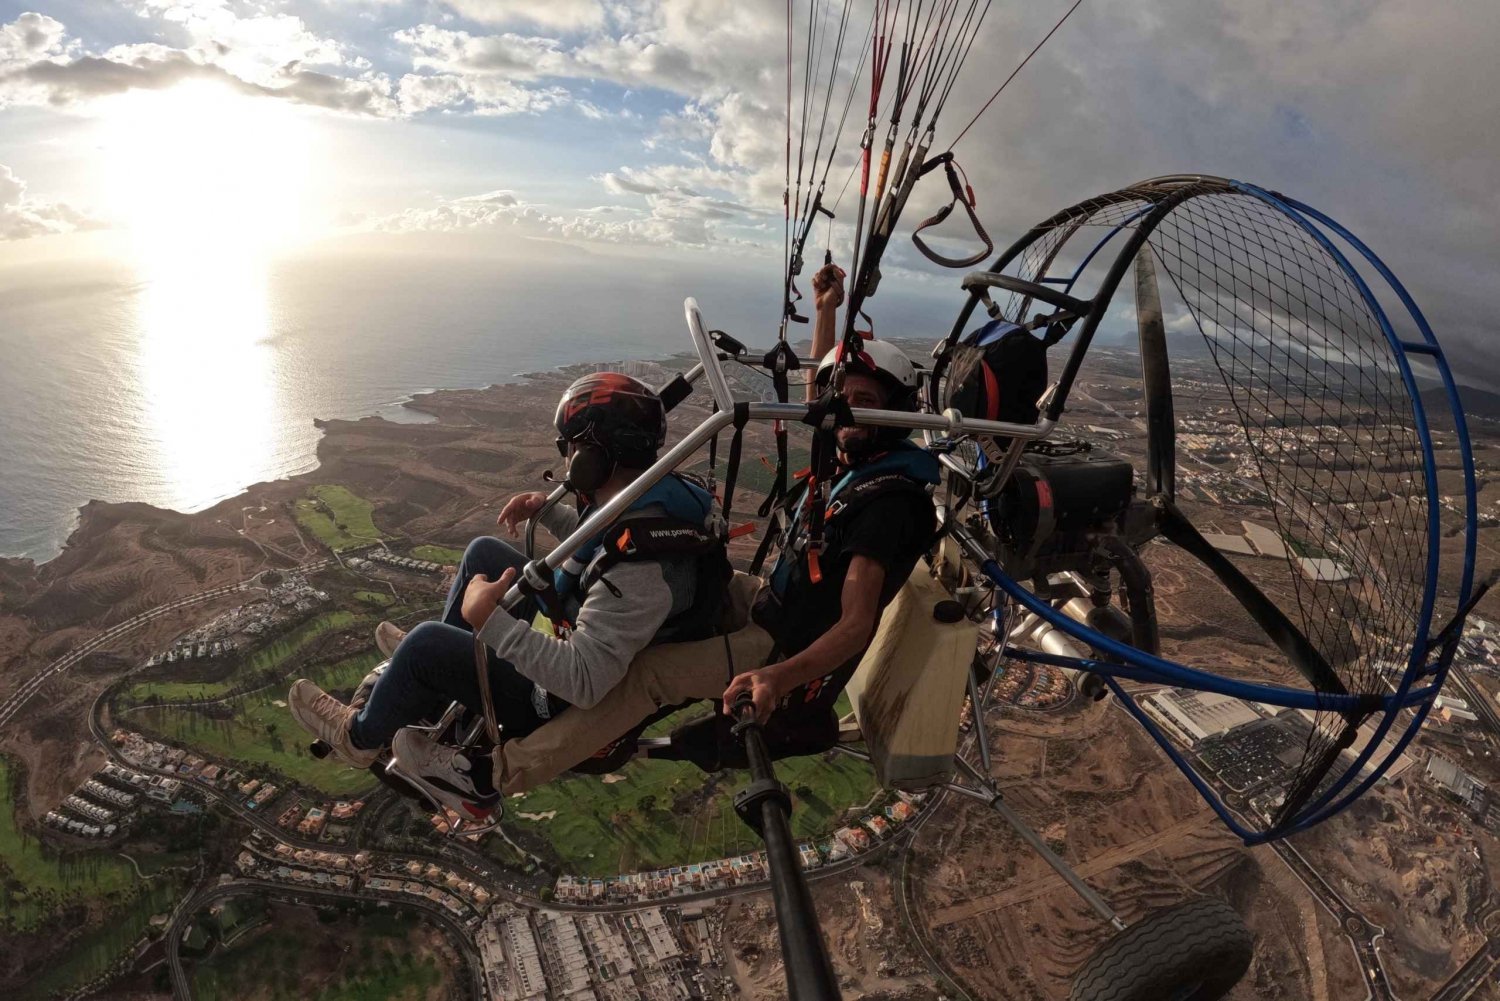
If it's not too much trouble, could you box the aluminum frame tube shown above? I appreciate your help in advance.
[502,408,1054,613]
[685,297,736,411]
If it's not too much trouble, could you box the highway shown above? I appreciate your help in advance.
[0,560,329,734]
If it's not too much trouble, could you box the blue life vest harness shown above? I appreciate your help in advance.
[766,442,941,600]
[546,472,731,645]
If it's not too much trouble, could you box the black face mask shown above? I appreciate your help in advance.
[838,428,881,462]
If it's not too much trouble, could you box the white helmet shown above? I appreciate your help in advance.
[814,338,919,411]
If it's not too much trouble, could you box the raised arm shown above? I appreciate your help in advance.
[808,262,845,400]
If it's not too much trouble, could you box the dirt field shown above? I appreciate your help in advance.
[722,866,943,1001]
[899,696,1378,1001]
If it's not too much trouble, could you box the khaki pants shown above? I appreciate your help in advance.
[492,573,776,794]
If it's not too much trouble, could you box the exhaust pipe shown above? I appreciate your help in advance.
[1010,612,1108,702]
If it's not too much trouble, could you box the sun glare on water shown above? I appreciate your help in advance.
[100,83,314,511]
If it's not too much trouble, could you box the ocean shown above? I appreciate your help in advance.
[0,242,954,563]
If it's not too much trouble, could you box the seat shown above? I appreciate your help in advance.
[843,563,979,790]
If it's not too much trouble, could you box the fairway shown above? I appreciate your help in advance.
[410,544,465,565]
[18,879,186,1000]
[294,485,383,552]
[120,611,364,706]
[507,749,880,878]
[0,757,140,932]
[132,652,383,799]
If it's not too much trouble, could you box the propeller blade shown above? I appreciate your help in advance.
[1136,249,1176,500]
[1156,498,1346,697]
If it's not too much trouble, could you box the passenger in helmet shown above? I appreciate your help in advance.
[476,272,941,791]
[287,373,728,820]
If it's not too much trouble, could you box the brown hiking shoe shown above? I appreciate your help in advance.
[288,680,379,768]
[375,621,407,659]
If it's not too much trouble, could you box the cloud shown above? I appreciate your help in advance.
[397,70,571,115]
[367,180,759,249]
[0,39,399,116]
[602,172,663,196]
[371,188,527,233]
[0,3,1495,383]
[395,25,568,80]
[0,9,397,116]
[0,164,98,241]
[441,0,606,33]
[0,11,72,66]
[127,0,351,79]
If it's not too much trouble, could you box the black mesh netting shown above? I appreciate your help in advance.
[978,179,1448,831]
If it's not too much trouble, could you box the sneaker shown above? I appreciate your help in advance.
[391,727,501,821]
[288,680,379,769]
[375,621,407,659]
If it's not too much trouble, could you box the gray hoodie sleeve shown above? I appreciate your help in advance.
[539,501,580,539]
[475,560,674,710]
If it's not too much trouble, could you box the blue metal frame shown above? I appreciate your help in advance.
[979,182,1478,843]
[1039,204,1155,291]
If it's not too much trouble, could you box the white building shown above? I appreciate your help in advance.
[1143,689,1261,744]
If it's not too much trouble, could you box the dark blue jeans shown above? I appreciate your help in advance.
[349,537,565,750]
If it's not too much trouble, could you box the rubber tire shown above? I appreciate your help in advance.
[1068,897,1253,1001]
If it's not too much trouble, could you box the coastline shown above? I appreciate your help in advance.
[1,355,657,572]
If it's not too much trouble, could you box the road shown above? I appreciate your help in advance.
[896,791,973,1000]
[1431,942,1500,1001]
[165,878,485,1001]
[0,560,329,733]
[1270,838,1393,1001]
[1430,913,1500,1001]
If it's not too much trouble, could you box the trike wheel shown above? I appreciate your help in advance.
[1068,896,1253,1001]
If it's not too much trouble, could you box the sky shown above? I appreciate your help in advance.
[0,0,1497,385]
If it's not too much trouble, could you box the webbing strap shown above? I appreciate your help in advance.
[910,152,993,268]
[721,402,752,526]
[798,390,850,582]
[473,634,501,745]
[708,399,719,482]
[758,341,800,518]
[749,510,782,576]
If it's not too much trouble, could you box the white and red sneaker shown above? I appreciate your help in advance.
[390,727,501,821]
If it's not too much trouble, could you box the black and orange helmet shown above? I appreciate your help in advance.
[554,372,666,469]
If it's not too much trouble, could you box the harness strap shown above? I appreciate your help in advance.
[910,152,993,268]
[758,342,800,518]
[474,634,501,745]
[798,389,852,584]
[721,402,751,526]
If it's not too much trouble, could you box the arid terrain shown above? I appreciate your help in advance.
[5,344,1500,1000]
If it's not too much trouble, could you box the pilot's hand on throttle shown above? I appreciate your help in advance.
[812,263,845,312]
[497,491,549,538]
[723,668,782,724]
[461,568,518,631]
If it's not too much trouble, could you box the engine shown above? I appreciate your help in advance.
[986,444,1151,583]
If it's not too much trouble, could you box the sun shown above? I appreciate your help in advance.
[93,81,317,514]
[100,80,313,263]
